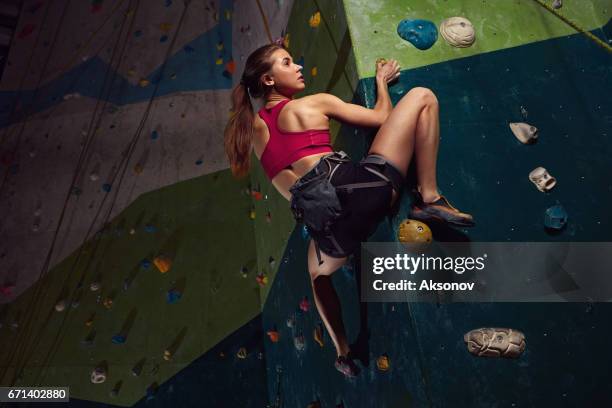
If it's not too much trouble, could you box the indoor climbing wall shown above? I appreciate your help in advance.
[259,0,612,407]
[0,0,294,406]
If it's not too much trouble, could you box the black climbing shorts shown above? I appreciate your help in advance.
[292,151,405,260]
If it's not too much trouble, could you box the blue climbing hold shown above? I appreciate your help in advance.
[146,383,158,400]
[301,225,310,240]
[184,45,194,53]
[144,224,156,233]
[544,204,568,230]
[397,19,438,50]
[166,289,182,304]
[112,334,126,344]
[141,259,151,269]
[165,0,172,6]
[151,130,159,140]
[195,159,203,165]
[297,56,305,67]
[134,30,142,38]
[160,35,168,43]
[102,183,112,192]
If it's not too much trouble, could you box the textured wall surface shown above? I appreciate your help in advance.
[0,0,293,405]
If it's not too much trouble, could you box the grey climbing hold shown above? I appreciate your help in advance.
[552,0,562,9]
[509,122,538,144]
[131,359,145,377]
[529,167,557,192]
[293,334,306,351]
[464,327,526,358]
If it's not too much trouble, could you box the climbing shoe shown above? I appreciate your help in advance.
[410,193,475,227]
[334,355,361,378]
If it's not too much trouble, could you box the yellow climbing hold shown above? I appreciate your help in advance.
[376,354,390,371]
[225,9,231,20]
[376,57,388,66]
[283,33,290,49]
[163,349,173,361]
[160,23,173,33]
[309,11,321,28]
[397,219,432,244]
[215,57,223,65]
[311,66,317,77]
[103,297,113,310]
[216,42,223,51]
[249,208,256,220]
[139,78,150,87]
[153,255,172,273]
[314,324,324,347]
[127,69,136,77]
[236,347,247,359]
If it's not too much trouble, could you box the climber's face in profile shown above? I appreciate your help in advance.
[261,48,305,96]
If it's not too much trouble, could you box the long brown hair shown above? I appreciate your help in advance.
[224,43,284,178]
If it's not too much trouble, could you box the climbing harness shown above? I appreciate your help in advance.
[290,151,402,265]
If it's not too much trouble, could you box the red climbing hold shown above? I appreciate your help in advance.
[18,24,35,39]
[299,296,310,312]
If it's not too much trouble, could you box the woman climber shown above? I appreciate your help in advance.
[224,43,474,377]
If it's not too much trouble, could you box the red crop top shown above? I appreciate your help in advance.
[258,99,333,180]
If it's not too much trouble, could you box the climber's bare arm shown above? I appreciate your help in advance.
[314,59,400,127]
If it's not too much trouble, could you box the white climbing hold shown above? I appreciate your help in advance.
[509,122,538,144]
[63,92,82,100]
[529,167,557,192]
[55,300,67,312]
[90,172,99,181]
[439,17,476,48]
[552,0,562,9]
[90,366,107,384]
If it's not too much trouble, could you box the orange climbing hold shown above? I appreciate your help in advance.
[376,354,390,371]
[225,59,236,74]
[256,273,268,287]
[153,255,172,273]
[267,329,280,343]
